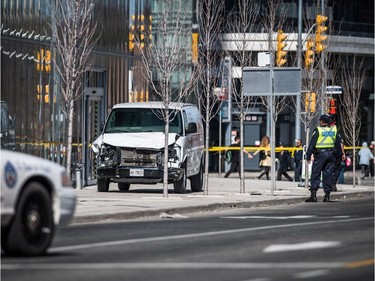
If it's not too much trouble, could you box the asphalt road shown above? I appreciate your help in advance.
[2,197,374,281]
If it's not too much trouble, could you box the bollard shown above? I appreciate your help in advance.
[75,167,82,190]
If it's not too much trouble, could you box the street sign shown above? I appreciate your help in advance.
[243,67,302,96]
[273,67,301,95]
[326,85,342,95]
[243,68,271,96]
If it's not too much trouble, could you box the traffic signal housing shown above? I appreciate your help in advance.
[305,38,314,68]
[328,98,337,115]
[305,92,316,112]
[316,14,328,53]
[276,30,287,67]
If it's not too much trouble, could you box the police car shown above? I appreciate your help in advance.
[1,150,76,256]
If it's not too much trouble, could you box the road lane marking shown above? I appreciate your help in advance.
[221,215,351,220]
[1,262,346,270]
[49,217,373,253]
[294,270,330,278]
[221,216,316,219]
[263,241,341,253]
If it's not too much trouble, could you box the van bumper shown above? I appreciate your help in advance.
[97,166,183,183]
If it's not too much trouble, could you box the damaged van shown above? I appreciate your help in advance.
[92,102,204,193]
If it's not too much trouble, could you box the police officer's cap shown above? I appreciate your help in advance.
[319,114,331,123]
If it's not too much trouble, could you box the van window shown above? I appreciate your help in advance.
[105,108,182,134]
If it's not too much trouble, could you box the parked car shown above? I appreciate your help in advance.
[92,102,204,193]
[1,150,76,256]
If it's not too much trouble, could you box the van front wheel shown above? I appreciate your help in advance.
[97,178,109,192]
[174,163,187,194]
[190,162,203,192]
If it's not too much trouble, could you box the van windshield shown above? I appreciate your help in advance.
[104,108,182,134]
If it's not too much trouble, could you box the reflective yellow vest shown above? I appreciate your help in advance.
[316,126,337,148]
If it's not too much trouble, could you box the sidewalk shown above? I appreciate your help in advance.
[72,172,374,224]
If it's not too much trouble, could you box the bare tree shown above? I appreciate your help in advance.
[136,0,199,197]
[50,0,99,178]
[339,56,367,187]
[259,0,288,193]
[226,0,259,193]
[196,0,225,195]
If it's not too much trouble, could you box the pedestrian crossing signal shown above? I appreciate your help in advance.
[328,98,337,115]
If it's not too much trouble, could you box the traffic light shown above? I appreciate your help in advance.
[305,92,316,112]
[45,50,51,73]
[329,98,337,114]
[192,32,198,63]
[128,31,134,51]
[276,30,287,67]
[316,14,328,53]
[304,38,314,68]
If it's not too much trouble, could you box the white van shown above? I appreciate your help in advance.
[92,102,204,193]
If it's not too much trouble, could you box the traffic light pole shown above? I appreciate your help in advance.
[296,0,302,141]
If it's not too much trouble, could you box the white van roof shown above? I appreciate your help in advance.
[112,101,195,111]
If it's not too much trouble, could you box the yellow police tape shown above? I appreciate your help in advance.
[209,146,362,157]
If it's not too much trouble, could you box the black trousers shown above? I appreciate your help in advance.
[310,150,336,193]
[258,166,270,180]
[224,161,240,178]
[332,158,342,187]
[294,162,302,182]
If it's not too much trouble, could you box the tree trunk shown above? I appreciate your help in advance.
[66,99,74,179]
[163,112,170,197]
[204,65,211,196]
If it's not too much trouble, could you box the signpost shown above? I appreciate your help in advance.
[243,67,302,196]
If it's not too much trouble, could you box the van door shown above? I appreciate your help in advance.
[182,107,202,177]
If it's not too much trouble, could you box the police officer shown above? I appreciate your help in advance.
[305,114,345,202]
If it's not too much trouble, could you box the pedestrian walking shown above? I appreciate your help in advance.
[248,136,271,180]
[358,142,374,179]
[305,114,345,203]
[277,143,293,181]
[293,139,303,182]
[224,136,249,178]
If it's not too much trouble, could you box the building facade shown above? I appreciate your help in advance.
[1,0,374,178]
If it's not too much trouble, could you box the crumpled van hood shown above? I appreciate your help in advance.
[93,132,178,151]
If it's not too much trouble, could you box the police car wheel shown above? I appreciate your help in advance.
[3,182,54,256]
[190,162,203,192]
[118,182,130,191]
[97,178,110,192]
[174,163,187,194]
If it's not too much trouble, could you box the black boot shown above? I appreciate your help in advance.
[323,193,331,202]
[305,190,317,202]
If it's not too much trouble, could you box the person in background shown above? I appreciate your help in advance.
[277,143,293,181]
[293,139,303,182]
[369,141,375,178]
[248,136,271,180]
[329,116,345,192]
[338,152,349,184]
[358,142,374,179]
[305,114,344,203]
[224,136,249,178]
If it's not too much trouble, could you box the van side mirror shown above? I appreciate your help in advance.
[100,121,105,132]
[186,122,197,134]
